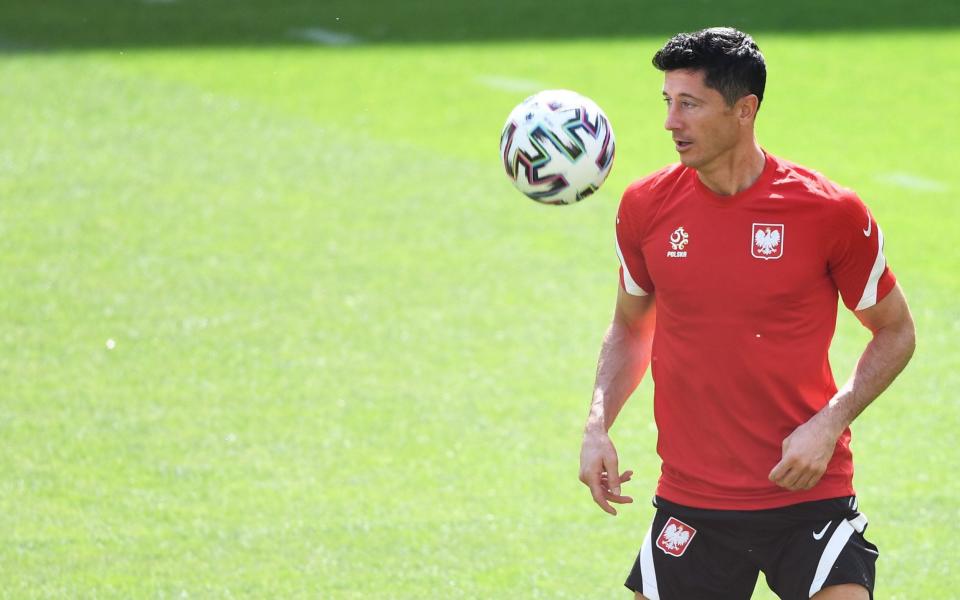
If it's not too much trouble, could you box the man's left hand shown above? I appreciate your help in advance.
[768,416,841,491]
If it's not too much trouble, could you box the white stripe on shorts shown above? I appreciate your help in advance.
[640,523,660,600]
[808,519,855,597]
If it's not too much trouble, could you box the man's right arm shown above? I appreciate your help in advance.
[578,286,656,515]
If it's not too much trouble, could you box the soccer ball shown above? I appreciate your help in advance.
[499,89,616,205]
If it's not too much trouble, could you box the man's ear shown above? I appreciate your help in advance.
[738,94,760,121]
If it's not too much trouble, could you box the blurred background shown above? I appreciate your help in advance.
[1,1,958,598]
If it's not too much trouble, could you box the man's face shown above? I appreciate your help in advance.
[662,69,743,170]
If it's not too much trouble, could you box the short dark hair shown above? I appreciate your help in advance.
[653,27,766,108]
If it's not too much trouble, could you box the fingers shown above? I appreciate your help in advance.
[606,490,634,504]
[588,480,634,514]
[769,434,816,491]
[600,470,634,504]
[602,472,634,502]
[793,466,825,490]
[589,482,617,515]
[584,470,634,515]
[770,459,807,490]
[769,461,825,491]
[770,419,838,491]
[579,433,629,515]
[605,454,622,496]
[768,459,792,487]
[772,466,801,490]
[581,467,617,515]
[600,470,634,486]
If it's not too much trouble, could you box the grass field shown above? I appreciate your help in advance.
[1,2,958,598]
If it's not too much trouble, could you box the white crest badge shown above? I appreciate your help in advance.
[752,223,784,260]
[656,517,697,557]
[667,226,689,258]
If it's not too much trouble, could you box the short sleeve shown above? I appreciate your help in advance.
[828,193,897,311]
[616,186,654,296]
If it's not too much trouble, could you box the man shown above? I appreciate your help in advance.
[578,27,916,600]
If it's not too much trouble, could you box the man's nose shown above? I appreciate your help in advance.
[664,105,681,131]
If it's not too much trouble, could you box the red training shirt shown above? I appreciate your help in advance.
[615,152,896,510]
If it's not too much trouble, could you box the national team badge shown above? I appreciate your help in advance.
[667,226,689,258]
[751,223,784,260]
[656,517,697,557]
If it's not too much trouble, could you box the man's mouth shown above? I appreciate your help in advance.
[674,139,693,151]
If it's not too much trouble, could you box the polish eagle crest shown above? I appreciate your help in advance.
[751,223,785,260]
[656,517,697,557]
[754,227,781,255]
[662,524,691,550]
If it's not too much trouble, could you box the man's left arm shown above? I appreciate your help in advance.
[769,283,917,491]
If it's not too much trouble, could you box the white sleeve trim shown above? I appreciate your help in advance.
[616,236,649,296]
[854,225,886,311]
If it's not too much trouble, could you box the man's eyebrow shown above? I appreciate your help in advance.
[662,91,704,102]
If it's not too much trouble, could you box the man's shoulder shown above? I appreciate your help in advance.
[769,154,872,230]
[768,154,858,204]
[621,162,689,208]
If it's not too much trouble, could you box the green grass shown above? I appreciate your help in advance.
[2,0,959,48]
[1,6,958,598]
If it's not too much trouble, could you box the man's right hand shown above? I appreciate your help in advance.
[579,429,634,515]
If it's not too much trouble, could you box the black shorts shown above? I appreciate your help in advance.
[625,496,878,600]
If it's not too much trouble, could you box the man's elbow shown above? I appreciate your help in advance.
[884,313,917,367]
[901,318,917,363]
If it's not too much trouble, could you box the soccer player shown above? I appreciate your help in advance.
[578,27,916,600]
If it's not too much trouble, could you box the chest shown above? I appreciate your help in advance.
[643,198,833,315]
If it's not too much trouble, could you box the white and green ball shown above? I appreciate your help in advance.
[500,89,616,205]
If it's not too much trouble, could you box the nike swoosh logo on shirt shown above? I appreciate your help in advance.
[813,521,831,540]
[863,217,872,237]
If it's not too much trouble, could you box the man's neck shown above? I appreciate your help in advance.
[696,142,766,196]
